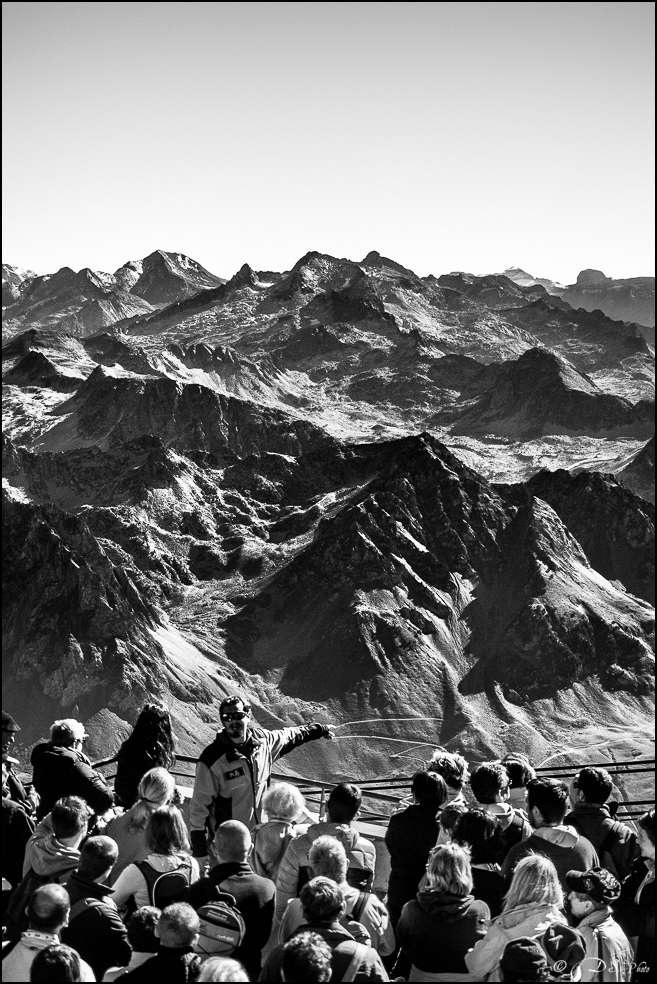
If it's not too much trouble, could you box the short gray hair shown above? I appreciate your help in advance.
[309,835,348,884]
[263,782,305,822]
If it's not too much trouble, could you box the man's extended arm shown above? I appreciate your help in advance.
[267,723,334,761]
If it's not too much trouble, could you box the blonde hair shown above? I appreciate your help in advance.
[263,782,305,822]
[503,854,563,912]
[128,768,175,829]
[421,843,473,896]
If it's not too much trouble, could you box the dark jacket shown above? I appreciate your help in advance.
[4,769,36,816]
[471,863,507,918]
[259,920,389,982]
[185,860,275,980]
[385,803,440,922]
[189,723,329,850]
[1,797,35,892]
[501,825,598,888]
[396,889,489,975]
[30,742,114,819]
[565,803,640,881]
[114,742,172,809]
[612,856,655,983]
[122,945,202,982]
[61,869,132,980]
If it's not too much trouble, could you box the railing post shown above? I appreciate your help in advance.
[319,786,326,820]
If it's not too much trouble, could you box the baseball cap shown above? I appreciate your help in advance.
[565,867,621,904]
[1,711,20,733]
[500,937,549,981]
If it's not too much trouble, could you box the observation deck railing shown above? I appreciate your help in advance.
[92,753,655,828]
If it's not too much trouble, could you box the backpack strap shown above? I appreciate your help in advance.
[135,859,159,904]
[352,891,369,924]
[341,941,368,983]
[69,897,106,922]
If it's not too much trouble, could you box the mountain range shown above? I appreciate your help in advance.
[2,248,654,777]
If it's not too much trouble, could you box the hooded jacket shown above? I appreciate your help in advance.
[574,906,634,983]
[396,889,489,976]
[30,741,114,819]
[465,900,567,981]
[501,824,599,887]
[22,815,81,880]
[565,804,640,881]
[61,869,132,980]
[274,820,376,923]
[189,723,328,853]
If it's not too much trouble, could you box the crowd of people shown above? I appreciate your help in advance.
[1,700,654,982]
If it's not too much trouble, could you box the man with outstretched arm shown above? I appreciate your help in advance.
[189,695,334,858]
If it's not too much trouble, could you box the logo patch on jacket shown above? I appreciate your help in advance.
[225,767,245,780]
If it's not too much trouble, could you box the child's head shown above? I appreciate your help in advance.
[156,903,200,948]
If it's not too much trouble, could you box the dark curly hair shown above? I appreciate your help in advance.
[122,703,176,769]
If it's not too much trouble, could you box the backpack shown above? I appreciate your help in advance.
[136,857,194,909]
[195,891,246,957]
[68,897,107,922]
[500,811,527,855]
[4,865,74,939]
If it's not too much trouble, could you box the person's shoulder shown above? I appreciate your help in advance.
[198,734,230,766]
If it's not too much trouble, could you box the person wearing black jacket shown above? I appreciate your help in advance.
[385,770,447,930]
[566,767,640,881]
[122,903,202,982]
[31,718,115,820]
[185,820,275,980]
[2,711,38,816]
[61,836,132,981]
[612,810,655,983]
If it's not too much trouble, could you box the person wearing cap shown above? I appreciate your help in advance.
[500,936,551,982]
[189,696,335,857]
[565,867,633,982]
[31,719,115,820]
[2,710,38,815]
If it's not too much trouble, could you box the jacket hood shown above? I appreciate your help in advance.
[532,824,580,849]
[31,834,80,877]
[308,821,360,851]
[416,889,476,922]
[484,803,517,831]
[495,901,562,933]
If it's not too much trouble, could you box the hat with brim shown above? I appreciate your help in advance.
[1,711,20,733]
[566,867,621,904]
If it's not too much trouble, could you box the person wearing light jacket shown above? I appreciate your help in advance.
[501,777,598,889]
[465,854,570,981]
[189,696,334,857]
[565,867,633,982]
[275,783,376,925]
[279,835,395,957]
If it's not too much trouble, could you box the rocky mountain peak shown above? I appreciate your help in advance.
[576,269,610,285]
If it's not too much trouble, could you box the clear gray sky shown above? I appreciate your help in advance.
[2,1,654,282]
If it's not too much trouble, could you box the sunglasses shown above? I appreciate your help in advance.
[221,711,249,722]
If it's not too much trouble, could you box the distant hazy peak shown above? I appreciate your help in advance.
[576,268,610,285]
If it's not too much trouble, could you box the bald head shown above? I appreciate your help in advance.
[28,884,70,934]
[214,820,251,862]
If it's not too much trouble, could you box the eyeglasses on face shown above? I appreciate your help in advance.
[221,711,249,722]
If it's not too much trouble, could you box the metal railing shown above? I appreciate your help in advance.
[92,753,655,825]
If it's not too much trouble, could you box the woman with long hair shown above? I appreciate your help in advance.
[105,767,176,884]
[465,854,569,981]
[110,805,199,910]
[453,809,507,917]
[395,842,489,981]
[114,703,176,808]
[612,809,655,983]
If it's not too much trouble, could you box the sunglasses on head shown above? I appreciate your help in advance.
[222,711,249,722]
